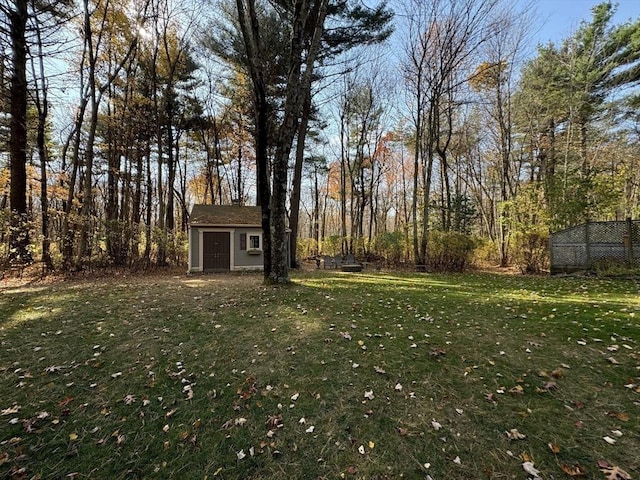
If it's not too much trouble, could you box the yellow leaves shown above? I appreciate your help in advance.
[469,60,509,91]
[69,432,78,441]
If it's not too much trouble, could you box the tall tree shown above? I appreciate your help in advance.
[234,0,392,281]
[469,3,531,266]
[402,0,502,268]
[516,2,640,228]
[4,0,30,264]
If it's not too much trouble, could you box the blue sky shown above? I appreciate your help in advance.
[532,0,639,45]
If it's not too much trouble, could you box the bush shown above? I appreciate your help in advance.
[296,238,318,260]
[472,237,500,266]
[512,231,548,274]
[321,235,342,256]
[428,231,477,272]
[372,231,408,265]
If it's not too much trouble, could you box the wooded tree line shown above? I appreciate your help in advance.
[1,0,639,280]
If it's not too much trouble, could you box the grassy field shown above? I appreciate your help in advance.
[1,269,639,479]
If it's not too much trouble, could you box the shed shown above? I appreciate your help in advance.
[549,218,639,274]
[188,205,264,272]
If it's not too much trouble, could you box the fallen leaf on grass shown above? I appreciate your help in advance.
[606,411,629,422]
[1,405,20,416]
[484,393,497,403]
[560,464,586,477]
[607,357,621,365]
[58,396,74,407]
[598,461,631,480]
[265,415,283,429]
[522,461,541,479]
[364,390,375,400]
[506,429,526,440]
[519,452,533,462]
[509,385,524,395]
[548,442,560,453]
[603,436,616,445]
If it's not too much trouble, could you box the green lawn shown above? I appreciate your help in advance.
[1,270,639,479]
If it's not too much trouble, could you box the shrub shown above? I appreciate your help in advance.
[296,238,318,259]
[512,231,549,274]
[428,231,477,272]
[372,231,407,265]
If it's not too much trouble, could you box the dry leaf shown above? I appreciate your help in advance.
[520,452,533,462]
[1,405,20,416]
[522,461,541,479]
[548,442,560,453]
[509,385,524,395]
[560,464,586,477]
[607,357,621,365]
[506,429,526,440]
[598,462,632,480]
[603,436,616,445]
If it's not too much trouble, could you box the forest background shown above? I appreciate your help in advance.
[1,0,639,280]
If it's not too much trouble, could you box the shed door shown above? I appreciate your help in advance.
[202,232,231,271]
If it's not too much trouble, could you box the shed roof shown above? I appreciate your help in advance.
[189,205,262,227]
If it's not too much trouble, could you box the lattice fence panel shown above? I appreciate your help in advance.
[550,220,640,273]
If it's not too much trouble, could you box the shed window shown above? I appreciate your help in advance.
[249,234,261,249]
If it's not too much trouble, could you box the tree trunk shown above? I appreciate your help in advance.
[289,89,312,268]
[32,19,52,270]
[8,0,32,265]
